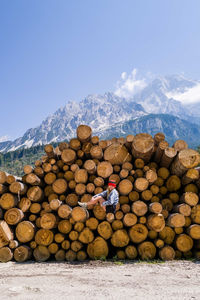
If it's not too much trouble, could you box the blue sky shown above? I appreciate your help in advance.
[0,0,200,139]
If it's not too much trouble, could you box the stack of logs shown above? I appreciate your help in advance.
[0,124,200,262]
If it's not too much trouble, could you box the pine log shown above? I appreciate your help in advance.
[77,124,92,142]
[149,202,162,214]
[147,214,165,232]
[181,192,199,206]
[132,201,148,216]
[33,245,50,262]
[90,145,103,159]
[118,179,133,195]
[173,140,188,152]
[182,168,199,185]
[9,240,19,249]
[4,208,24,225]
[154,132,165,146]
[40,213,56,229]
[52,179,67,194]
[83,160,96,174]
[129,224,148,243]
[97,161,113,178]
[27,186,44,202]
[58,204,72,219]
[171,149,200,176]
[104,143,131,165]
[75,169,88,183]
[61,149,76,164]
[71,207,88,222]
[191,205,200,224]
[134,178,149,192]
[16,221,35,243]
[0,221,13,248]
[166,175,181,192]
[138,241,156,260]
[167,213,185,227]
[132,133,154,162]
[0,193,18,210]
[160,147,177,168]
[0,184,8,194]
[97,221,113,240]
[159,246,175,260]
[14,245,32,262]
[0,247,13,262]
[174,204,191,216]
[187,224,200,239]
[176,234,193,252]
[0,171,7,184]
[154,140,169,164]
[123,213,137,227]
[111,229,129,247]
[78,227,94,244]
[87,236,108,259]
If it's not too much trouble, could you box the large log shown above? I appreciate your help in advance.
[77,124,92,142]
[104,143,131,165]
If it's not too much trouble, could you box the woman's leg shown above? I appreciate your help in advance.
[87,196,105,206]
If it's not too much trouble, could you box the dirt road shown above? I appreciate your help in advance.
[0,260,199,300]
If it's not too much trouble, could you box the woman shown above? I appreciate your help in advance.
[78,180,119,213]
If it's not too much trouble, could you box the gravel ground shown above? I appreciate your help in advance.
[0,260,200,300]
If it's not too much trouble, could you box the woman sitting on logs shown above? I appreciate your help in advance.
[78,180,119,213]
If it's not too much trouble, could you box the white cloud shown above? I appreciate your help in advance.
[114,68,147,98]
[166,82,200,105]
[0,135,11,142]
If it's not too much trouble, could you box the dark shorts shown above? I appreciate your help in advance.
[106,205,116,214]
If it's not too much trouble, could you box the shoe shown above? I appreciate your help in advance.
[78,201,87,209]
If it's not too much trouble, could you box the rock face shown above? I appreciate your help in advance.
[1,74,200,153]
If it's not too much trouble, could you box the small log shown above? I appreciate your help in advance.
[145,169,157,184]
[129,224,148,243]
[94,177,104,187]
[166,175,181,192]
[90,145,103,160]
[97,161,113,178]
[65,249,76,261]
[35,229,54,246]
[167,213,185,227]
[77,124,92,142]
[149,202,162,214]
[58,204,72,219]
[86,217,99,230]
[123,213,137,227]
[173,139,188,152]
[147,214,165,232]
[160,147,177,168]
[16,221,35,243]
[154,132,165,146]
[0,171,7,184]
[9,240,19,249]
[83,160,96,174]
[181,192,199,206]
[191,205,200,224]
[0,221,13,248]
[176,234,193,252]
[14,245,32,262]
[71,207,88,222]
[159,246,175,260]
[182,168,199,185]
[55,249,66,261]
[52,179,67,194]
[33,245,50,262]
[132,133,154,162]
[171,149,200,177]
[154,140,169,164]
[174,204,191,216]
[87,236,108,259]
[27,186,43,202]
[0,184,8,194]
[4,208,24,225]
[125,245,137,259]
[97,221,113,240]
[134,178,149,192]
[77,250,87,261]
[111,229,129,247]
[0,193,18,210]
[26,173,41,186]
[132,201,148,216]
[0,247,13,262]
[138,241,156,260]
[104,143,131,165]
[69,138,81,150]
[48,243,59,254]
[40,213,57,229]
[75,169,88,183]
[118,179,133,195]
[75,183,86,195]
[61,149,76,164]
[30,203,41,214]
[187,224,200,239]
[79,227,94,244]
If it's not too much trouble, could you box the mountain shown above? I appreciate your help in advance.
[98,114,200,148]
[0,93,146,152]
[1,74,200,153]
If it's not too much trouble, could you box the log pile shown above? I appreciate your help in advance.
[0,125,200,262]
